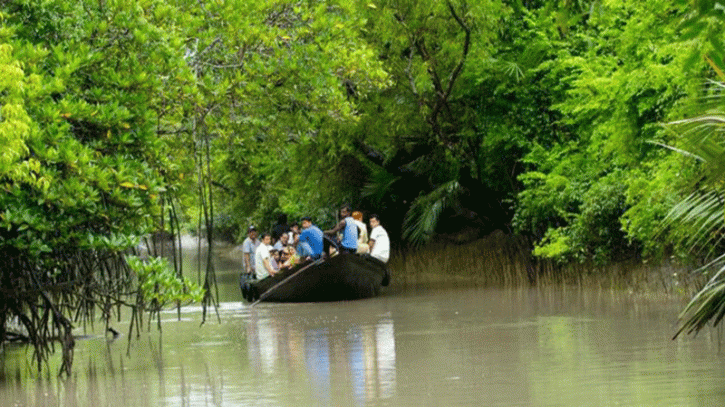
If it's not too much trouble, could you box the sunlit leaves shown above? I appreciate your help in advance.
[0,42,32,173]
[512,0,705,262]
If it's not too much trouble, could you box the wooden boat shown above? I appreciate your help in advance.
[240,253,390,303]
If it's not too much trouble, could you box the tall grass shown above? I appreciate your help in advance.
[388,232,696,296]
[390,232,532,287]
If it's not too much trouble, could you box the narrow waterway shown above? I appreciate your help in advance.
[2,241,724,406]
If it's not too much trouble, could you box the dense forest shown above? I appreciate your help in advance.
[3,0,725,372]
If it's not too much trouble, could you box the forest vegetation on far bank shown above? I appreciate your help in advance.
[3,0,725,372]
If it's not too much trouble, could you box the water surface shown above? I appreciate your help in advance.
[1,244,724,406]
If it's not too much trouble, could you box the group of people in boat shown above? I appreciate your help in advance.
[241,206,390,281]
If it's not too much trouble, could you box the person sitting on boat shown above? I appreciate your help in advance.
[273,232,289,251]
[324,205,358,254]
[254,233,277,279]
[286,223,297,246]
[269,248,281,272]
[298,216,324,260]
[352,211,369,254]
[279,246,301,270]
[279,247,290,267]
[368,214,390,263]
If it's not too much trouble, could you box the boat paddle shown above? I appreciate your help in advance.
[250,256,327,307]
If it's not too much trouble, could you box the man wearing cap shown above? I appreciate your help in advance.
[242,225,260,276]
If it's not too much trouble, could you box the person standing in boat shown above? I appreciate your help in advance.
[324,205,358,254]
[368,214,390,263]
[298,216,324,260]
[242,225,260,277]
[254,233,277,279]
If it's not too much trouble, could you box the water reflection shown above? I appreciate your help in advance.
[346,321,397,406]
[306,328,332,405]
[245,305,397,407]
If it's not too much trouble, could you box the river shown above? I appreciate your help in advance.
[1,240,724,406]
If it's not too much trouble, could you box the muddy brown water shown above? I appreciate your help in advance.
[2,241,725,406]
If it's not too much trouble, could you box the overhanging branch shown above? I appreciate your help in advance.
[445,1,471,99]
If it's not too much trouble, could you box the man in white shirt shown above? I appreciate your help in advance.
[255,233,277,280]
[368,214,390,263]
[242,225,259,276]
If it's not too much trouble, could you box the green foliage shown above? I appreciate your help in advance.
[344,0,520,242]
[185,0,391,233]
[512,0,706,263]
[0,0,200,374]
[0,0,192,257]
[532,228,572,260]
[620,154,695,258]
[126,255,204,307]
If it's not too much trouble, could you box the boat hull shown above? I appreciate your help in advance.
[241,253,390,303]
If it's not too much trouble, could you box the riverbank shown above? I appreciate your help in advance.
[387,231,697,299]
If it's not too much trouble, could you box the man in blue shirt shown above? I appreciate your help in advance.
[324,205,358,254]
[298,216,324,260]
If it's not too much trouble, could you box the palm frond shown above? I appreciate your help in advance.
[664,190,725,255]
[402,180,462,246]
[361,167,400,206]
[647,140,704,162]
[675,260,725,338]
[660,109,725,258]
[665,115,725,182]
[666,94,725,336]
[501,60,524,81]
